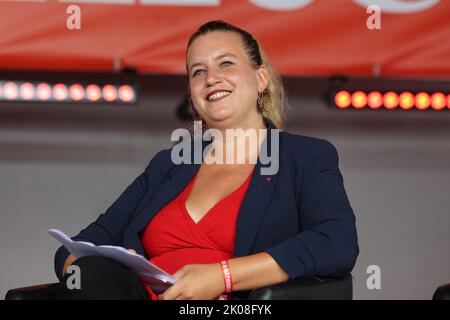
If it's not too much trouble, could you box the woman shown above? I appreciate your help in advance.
[54,20,358,300]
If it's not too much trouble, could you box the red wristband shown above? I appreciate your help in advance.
[220,260,233,293]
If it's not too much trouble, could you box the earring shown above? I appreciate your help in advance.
[257,92,265,113]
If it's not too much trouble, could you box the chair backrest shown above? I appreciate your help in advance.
[433,282,450,300]
[5,283,60,300]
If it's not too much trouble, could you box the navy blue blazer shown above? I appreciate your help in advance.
[54,119,359,294]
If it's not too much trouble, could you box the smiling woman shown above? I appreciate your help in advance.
[186,21,285,132]
[54,20,358,300]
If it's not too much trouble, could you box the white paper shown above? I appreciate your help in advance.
[49,228,176,293]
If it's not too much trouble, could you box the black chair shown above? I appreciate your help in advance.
[5,274,353,300]
[248,275,353,300]
[433,282,450,300]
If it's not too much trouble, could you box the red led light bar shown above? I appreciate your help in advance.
[334,90,449,110]
[0,81,137,104]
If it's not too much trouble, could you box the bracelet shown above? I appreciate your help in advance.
[220,260,233,293]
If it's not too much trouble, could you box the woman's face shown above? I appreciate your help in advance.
[187,31,268,130]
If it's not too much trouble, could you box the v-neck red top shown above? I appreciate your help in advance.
[139,170,254,299]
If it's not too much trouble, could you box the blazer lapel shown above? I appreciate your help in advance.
[234,119,279,257]
[132,163,199,235]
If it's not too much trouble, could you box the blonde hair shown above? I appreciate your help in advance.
[258,46,287,129]
[187,20,287,130]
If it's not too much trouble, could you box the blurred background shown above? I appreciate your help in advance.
[0,0,449,300]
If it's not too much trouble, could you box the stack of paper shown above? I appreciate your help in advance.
[49,228,175,293]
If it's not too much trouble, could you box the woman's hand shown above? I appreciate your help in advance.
[62,254,76,277]
[158,263,225,300]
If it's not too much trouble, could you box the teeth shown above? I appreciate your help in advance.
[208,91,231,101]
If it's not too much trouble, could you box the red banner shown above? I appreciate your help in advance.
[0,0,449,78]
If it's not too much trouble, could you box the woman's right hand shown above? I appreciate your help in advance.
[62,254,76,277]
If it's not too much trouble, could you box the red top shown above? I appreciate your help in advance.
[139,169,253,299]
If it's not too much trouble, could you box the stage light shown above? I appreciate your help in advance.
[399,92,414,110]
[36,83,52,101]
[332,90,449,111]
[20,82,35,100]
[352,91,367,109]
[54,83,69,101]
[119,84,135,103]
[334,90,351,109]
[367,91,383,109]
[383,92,398,109]
[86,85,102,102]
[3,82,19,100]
[430,92,446,110]
[69,84,85,101]
[415,92,430,110]
[103,85,118,102]
[0,80,138,104]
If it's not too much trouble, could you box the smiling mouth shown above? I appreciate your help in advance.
[206,90,232,102]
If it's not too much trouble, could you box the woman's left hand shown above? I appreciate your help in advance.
[158,263,225,300]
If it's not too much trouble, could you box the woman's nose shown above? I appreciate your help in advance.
[205,69,222,86]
